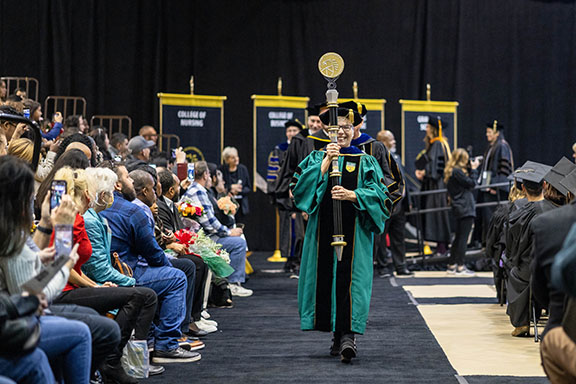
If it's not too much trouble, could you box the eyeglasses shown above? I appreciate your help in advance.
[338,125,353,131]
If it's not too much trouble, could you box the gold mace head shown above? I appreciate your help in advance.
[318,52,345,79]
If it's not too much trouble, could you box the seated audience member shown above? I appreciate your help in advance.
[0,105,26,142]
[0,292,91,384]
[157,168,215,335]
[109,132,129,160]
[505,162,558,337]
[0,155,108,383]
[182,161,252,297]
[55,133,96,166]
[2,95,24,113]
[7,137,33,163]
[99,161,200,363]
[207,162,236,228]
[90,127,112,161]
[127,136,154,168]
[219,146,252,222]
[0,127,7,156]
[35,149,90,217]
[39,111,63,141]
[139,125,159,157]
[0,293,57,383]
[49,167,160,382]
[130,169,210,338]
[22,99,42,125]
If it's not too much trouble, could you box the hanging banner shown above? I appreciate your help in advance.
[158,93,227,163]
[251,95,309,191]
[338,98,386,139]
[399,99,459,188]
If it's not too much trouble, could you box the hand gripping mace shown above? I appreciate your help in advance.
[318,52,347,261]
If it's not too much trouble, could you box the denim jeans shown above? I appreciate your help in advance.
[133,265,187,352]
[49,304,120,375]
[54,286,158,364]
[38,315,92,384]
[216,235,247,283]
[0,347,55,384]
[170,258,196,333]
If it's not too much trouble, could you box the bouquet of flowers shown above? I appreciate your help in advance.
[177,199,203,219]
[217,196,238,216]
[187,229,234,278]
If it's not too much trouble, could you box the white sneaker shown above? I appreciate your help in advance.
[229,283,253,297]
[194,320,217,334]
[198,317,218,327]
[201,310,211,319]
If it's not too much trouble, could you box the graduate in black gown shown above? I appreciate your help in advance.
[485,175,527,304]
[504,161,561,336]
[414,116,451,252]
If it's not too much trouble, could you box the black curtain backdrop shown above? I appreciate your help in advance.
[2,0,576,250]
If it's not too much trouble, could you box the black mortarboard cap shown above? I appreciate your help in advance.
[339,101,367,117]
[305,103,327,117]
[284,119,303,130]
[513,161,552,185]
[560,167,576,196]
[319,107,363,126]
[486,120,504,132]
[544,157,576,196]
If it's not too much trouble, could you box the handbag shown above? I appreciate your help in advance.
[0,294,41,356]
[112,252,133,277]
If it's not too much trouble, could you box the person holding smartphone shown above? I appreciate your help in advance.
[48,167,165,380]
[444,148,480,276]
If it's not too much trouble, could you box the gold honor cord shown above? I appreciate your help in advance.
[318,52,347,261]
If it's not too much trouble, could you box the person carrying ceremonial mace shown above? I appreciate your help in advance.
[290,52,391,363]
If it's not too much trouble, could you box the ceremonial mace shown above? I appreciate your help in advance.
[318,52,347,261]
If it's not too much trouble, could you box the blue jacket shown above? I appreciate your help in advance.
[100,192,171,270]
[82,208,136,286]
[40,122,62,141]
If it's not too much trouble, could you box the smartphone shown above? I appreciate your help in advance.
[54,224,73,258]
[23,108,30,119]
[187,163,195,180]
[50,180,67,210]
[171,149,177,160]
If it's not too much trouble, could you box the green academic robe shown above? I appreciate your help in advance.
[291,148,391,334]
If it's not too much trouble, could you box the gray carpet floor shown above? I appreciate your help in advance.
[145,252,549,383]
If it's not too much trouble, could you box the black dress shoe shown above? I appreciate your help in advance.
[395,267,414,276]
[100,361,138,384]
[340,334,357,364]
[330,332,341,356]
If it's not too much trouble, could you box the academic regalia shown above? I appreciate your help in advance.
[531,164,576,337]
[420,138,451,243]
[485,198,528,303]
[505,161,555,328]
[291,147,391,334]
[351,132,404,206]
[506,198,558,327]
[531,202,576,337]
[479,124,515,241]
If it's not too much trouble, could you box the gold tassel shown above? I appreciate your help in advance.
[493,120,498,132]
[349,109,354,124]
[438,117,443,138]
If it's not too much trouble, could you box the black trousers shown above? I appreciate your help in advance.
[49,303,120,372]
[449,216,475,266]
[176,254,208,321]
[170,258,196,332]
[54,286,157,364]
[375,208,407,272]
